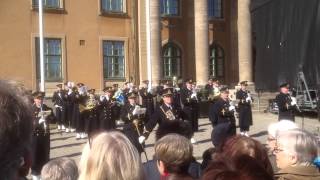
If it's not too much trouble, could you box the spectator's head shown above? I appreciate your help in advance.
[156,120,193,141]
[201,147,217,170]
[155,134,193,176]
[267,120,298,151]
[219,135,274,176]
[202,155,273,180]
[41,157,78,180]
[79,131,143,180]
[274,129,318,169]
[0,80,33,179]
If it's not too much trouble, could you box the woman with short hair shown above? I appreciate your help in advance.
[79,131,144,180]
[274,129,320,180]
[155,134,194,180]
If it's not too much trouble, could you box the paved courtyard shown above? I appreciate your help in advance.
[49,112,320,164]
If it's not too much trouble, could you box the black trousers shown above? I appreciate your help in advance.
[31,133,50,175]
[55,107,66,126]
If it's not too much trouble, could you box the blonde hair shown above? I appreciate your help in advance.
[155,134,193,174]
[79,131,143,180]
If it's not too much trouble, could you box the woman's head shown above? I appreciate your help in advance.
[154,134,193,176]
[220,135,273,176]
[274,129,318,169]
[79,131,143,180]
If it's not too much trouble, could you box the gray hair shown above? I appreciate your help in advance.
[267,120,298,138]
[0,80,33,179]
[41,157,78,180]
[276,129,318,164]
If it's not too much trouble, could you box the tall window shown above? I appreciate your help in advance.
[36,38,63,81]
[208,0,222,18]
[162,43,181,78]
[103,41,125,79]
[209,43,224,77]
[101,0,125,13]
[33,0,63,9]
[160,0,179,16]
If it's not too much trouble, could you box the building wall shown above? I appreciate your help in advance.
[0,0,238,93]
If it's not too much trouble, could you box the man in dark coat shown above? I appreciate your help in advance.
[31,92,55,179]
[139,80,155,121]
[98,87,118,131]
[236,81,253,136]
[275,83,297,121]
[180,79,199,133]
[52,83,67,131]
[120,91,147,153]
[210,87,236,147]
[143,88,185,139]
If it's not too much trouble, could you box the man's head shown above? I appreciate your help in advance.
[127,92,138,105]
[185,79,193,89]
[162,88,173,105]
[56,83,63,91]
[103,87,113,97]
[279,83,290,94]
[0,80,33,179]
[240,81,248,90]
[33,91,44,107]
[220,87,229,100]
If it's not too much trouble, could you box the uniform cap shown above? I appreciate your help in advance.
[32,91,45,99]
[127,91,138,99]
[162,88,174,97]
[103,86,113,93]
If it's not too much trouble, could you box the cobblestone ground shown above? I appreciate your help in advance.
[50,112,320,165]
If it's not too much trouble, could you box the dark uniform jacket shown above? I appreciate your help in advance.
[275,92,295,121]
[180,87,199,131]
[145,103,184,133]
[68,91,81,129]
[52,90,67,124]
[98,96,118,130]
[31,104,54,175]
[120,103,146,153]
[139,88,155,119]
[236,89,253,128]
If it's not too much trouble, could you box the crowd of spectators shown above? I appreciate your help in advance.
[0,79,319,180]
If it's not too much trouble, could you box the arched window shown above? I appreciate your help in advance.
[209,43,224,77]
[162,43,181,78]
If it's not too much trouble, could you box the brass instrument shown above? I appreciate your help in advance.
[85,94,98,110]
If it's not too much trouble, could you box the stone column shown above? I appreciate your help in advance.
[238,0,253,82]
[149,0,161,86]
[194,0,209,86]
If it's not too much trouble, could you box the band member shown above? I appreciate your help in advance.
[98,87,118,131]
[65,82,75,132]
[76,83,87,139]
[83,89,99,138]
[68,86,80,134]
[180,79,199,133]
[143,88,185,140]
[139,80,155,120]
[31,92,55,179]
[236,81,253,136]
[52,83,67,130]
[120,91,147,153]
[210,87,236,146]
[275,83,297,121]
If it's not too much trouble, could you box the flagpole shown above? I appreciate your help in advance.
[39,0,45,92]
[146,0,152,90]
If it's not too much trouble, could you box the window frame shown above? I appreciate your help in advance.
[162,42,181,79]
[35,37,64,82]
[208,0,224,20]
[102,40,126,80]
[32,0,65,12]
[160,0,181,17]
[100,0,127,16]
[209,43,225,78]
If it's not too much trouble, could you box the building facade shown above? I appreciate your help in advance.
[0,0,253,93]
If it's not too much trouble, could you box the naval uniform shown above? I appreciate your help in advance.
[180,87,199,132]
[31,104,54,175]
[52,90,67,127]
[120,103,146,153]
[145,103,184,134]
[98,96,119,130]
[236,89,253,132]
[210,98,236,147]
[275,92,296,121]
[139,87,155,120]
